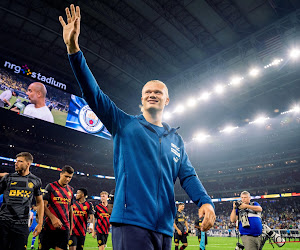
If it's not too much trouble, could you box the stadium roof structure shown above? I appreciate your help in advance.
[1,1,300,197]
[1,1,300,113]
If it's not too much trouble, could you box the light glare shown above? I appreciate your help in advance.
[250,116,269,124]
[199,92,211,101]
[164,112,171,120]
[174,105,185,113]
[271,58,283,65]
[193,132,211,142]
[249,68,260,77]
[215,84,225,94]
[187,98,197,107]
[289,49,300,59]
[220,126,238,133]
[230,76,243,86]
[292,105,300,113]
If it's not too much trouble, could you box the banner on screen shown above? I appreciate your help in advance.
[65,95,111,139]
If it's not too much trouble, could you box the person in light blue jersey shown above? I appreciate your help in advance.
[29,205,38,249]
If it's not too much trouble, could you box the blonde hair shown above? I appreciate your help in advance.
[100,191,109,196]
[142,80,169,97]
[241,191,250,196]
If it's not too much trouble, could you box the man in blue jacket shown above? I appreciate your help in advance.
[59,5,215,250]
[230,191,263,250]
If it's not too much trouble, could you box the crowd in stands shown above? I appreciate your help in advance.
[174,154,299,199]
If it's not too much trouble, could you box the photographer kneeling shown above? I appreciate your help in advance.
[230,191,262,250]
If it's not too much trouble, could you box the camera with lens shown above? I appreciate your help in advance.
[107,189,115,215]
[108,189,115,205]
[234,200,243,209]
[239,210,250,227]
[234,200,250,227]
[235,242,244,250]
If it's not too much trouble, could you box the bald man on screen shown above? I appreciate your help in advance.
[23,82,54,123]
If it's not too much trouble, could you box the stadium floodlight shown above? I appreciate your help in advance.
[230,76,243,86]
[193,132,210,142]
[280,105,300,114]
[249,68,260,77]
[220,126,238,133]
[292,105,300,113]
[289,49,300,59]
[174,105,185,113]
[187,97,197,107]
[271,58,283,66]
[264,59,283,68]
[199,92,211,101]
[163,111,172,120]
[214,84,225,94]
[250,116,269,124]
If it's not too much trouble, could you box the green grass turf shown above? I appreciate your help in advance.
[51,108,68,126]
[27,233,300,249]
[0,90,68,126]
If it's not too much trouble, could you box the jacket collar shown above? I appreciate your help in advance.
[136,114,179,135]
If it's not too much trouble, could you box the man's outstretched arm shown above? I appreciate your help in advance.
[59,4,129,134]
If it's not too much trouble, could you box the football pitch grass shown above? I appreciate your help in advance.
[27,233,300,249]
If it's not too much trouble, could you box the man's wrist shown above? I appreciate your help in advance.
[49,214,57,221]
[67,44,80,54]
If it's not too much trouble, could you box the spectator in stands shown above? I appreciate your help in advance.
[0,88,18,107]
[24,82,54,123]
[230,191,263,250]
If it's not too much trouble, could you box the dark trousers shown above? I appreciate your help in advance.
[0,220,29,250]
[112,223,172,250]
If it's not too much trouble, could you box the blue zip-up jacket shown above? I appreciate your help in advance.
[68,51,214,237]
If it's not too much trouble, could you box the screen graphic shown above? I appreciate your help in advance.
[66,95,111,139]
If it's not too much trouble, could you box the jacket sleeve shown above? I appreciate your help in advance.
[68,50,130,135]
[178,146,214,209]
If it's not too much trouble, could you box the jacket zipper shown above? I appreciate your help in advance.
[124,173,127,209]
[155,137,162,230]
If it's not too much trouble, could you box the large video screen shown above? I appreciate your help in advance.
[0,57,111,140]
